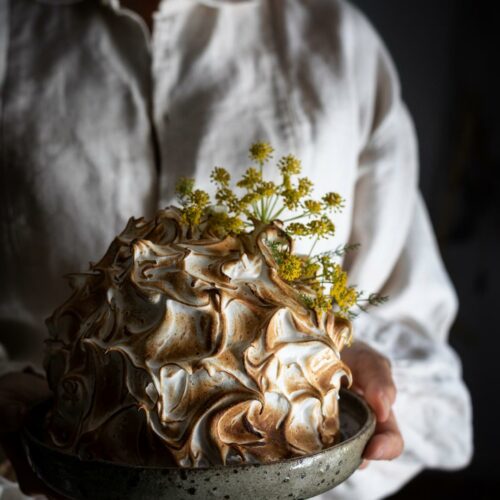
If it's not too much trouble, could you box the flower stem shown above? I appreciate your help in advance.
[258,162,266,220]
[308,236,319,257]
[267,195,280,220]
[272,205,286,220]
[252,202,262,220]
[281,211,310,223]
[262,196,272,222]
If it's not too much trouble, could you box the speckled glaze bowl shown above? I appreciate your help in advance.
[22,389,375,500]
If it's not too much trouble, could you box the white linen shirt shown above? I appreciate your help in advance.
[0,0,473,498]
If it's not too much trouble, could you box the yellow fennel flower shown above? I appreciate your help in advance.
[278,154,302,176]
[303,199,322,214]
[206,210,244,237]
[257,181,278,197]
[240,192,261,206]
[278,254,303,281]
[236,167,262,190]
[175,177,195,204]
[322,192,344,209]
[282,188,302,210]
[181,205,204,226]
[172,142,382,323]
[329,263,358,312]
[307,216,335,238]
[215,187,240,213]
[191,189,210,208]
[311,293,332,313]
[297,177,313,197]
[249,142,274,165]
[225,216,244,234]
[301,260,320,280]
[287,222,308,236]
[210,167,231,187]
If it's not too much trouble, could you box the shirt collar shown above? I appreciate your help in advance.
[35,0,256,5]
[35,0,83,4]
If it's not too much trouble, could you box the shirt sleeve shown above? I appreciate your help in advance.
[0,5,45,488]
[0,0,14,382]
[0,345,36,380]
[316,3,473,499]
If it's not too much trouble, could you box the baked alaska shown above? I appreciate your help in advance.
[43,144,376,467]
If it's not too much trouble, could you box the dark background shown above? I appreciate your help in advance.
[351,1,500,498]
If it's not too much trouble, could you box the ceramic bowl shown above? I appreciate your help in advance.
[22,389,375,500]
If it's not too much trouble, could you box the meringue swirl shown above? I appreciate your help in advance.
[44,207,352,466]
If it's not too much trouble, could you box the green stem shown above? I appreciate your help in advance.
[264,194,279,222]
[281,211,311,223]
[272,205,287,220]
[258,162,265,220]
[262,196,272,222]
[267,195,280,220]
[252,202,262,220]
[308,236,319,257]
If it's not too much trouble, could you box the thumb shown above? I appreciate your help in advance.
[1,433,68,500]
[0,402,28,433]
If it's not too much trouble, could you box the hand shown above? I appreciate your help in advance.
[341,341,404,468]
[0,371,64,498]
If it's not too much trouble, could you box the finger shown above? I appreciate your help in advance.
[0,433,67,500]
[0,374,51,432]
[351,355,395,422]
[0,401,27,433]
[363,410,404,461]
[358,459,369,470]
[1,373,51,406]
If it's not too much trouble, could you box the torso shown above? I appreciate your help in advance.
[0,0,361,366]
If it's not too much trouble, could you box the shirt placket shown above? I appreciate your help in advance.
[151,5,183,210]
[103,0,187,212]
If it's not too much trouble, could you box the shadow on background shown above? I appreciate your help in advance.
[352,1,500,498]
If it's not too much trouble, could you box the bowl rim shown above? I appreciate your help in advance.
[22,388,375,471]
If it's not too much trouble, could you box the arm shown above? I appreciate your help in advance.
[323,3,473,498]
[336,198,472,499]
